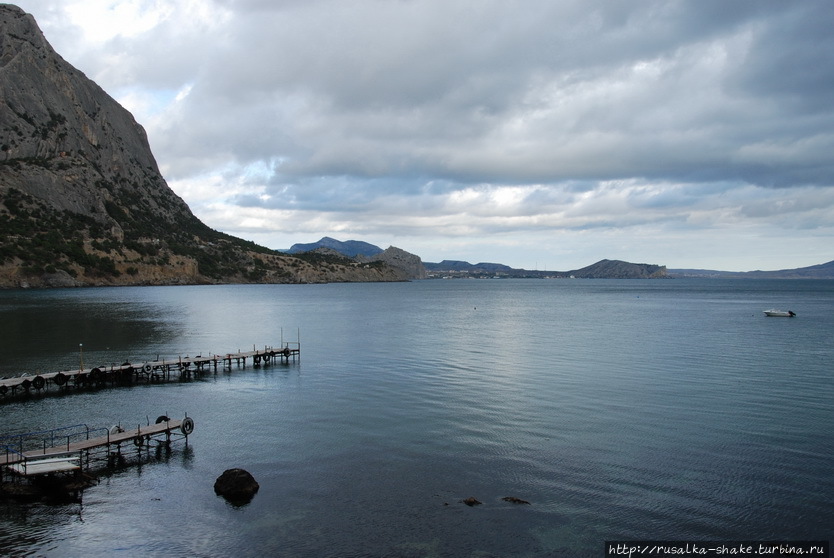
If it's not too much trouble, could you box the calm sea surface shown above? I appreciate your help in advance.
[0,279,832,557]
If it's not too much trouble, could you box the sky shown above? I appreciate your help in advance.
[11,0,834,271]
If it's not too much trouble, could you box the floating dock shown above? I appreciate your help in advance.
[0,342,299,399]
[1,415,194,482]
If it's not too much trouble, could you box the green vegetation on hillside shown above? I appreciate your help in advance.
[0,188,118,277]
[0,184,282,281]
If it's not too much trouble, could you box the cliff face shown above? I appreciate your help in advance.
[358,246,427,280]
[0,6,175,222]
[0,5,413,287]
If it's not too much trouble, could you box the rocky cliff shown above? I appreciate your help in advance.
[0,5,414,287]
[358,246,427,280]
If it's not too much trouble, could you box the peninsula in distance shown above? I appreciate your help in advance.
[0,5,830,288]
[290,238,834,280]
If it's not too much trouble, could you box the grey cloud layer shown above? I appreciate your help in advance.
[19,0,834,267]
[139,1,833,187]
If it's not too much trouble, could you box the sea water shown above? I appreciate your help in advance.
[0,279,832,557]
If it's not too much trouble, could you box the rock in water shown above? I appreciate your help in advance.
[214,468,259,505]
[461,497,482,506]
[501,496,531,505]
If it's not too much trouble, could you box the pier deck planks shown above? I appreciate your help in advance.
[0,345,299,397]
[1,419,185,467]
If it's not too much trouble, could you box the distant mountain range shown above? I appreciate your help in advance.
[293,238,834,280]
[429,259,834,279]
[286,237,426,279]
[292,240,668,278]
[287,237,383,258]
[425,259,667,279]
[668,260,834,279]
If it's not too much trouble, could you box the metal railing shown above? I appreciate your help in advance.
[0,423,94,456]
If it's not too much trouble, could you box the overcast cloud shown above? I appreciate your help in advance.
[13,0,834,270]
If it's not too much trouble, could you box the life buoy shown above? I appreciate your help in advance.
[90,368,103,383]
[181,417,194,435]
[283,347,290,356]
[262,353,271,362]
[32,376,45,390]
[133,436,144,447]
[21,379,32,390]
[155,415,169,424]
[143,363,153,374]
[0,385,7,395]
[54,372,67,386]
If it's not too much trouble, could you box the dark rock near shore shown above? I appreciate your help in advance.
[214,468,259,505]
[461,496,482,506]
[1,473,96,503]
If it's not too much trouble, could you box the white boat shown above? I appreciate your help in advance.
[763,309,796,317]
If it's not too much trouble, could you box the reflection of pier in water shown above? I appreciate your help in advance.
[0,341,300,399]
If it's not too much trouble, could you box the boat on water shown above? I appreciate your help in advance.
[763,309,796,317]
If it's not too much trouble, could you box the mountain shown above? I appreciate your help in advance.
[424,259,667,279]
[567,259,667,279]
[288,238,426,279]
[0,6,413,287]
[429,257,834,280]
[356,246,427,280]
[669,260,834,279]
[288,237,383,258]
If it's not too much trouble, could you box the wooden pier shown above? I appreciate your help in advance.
[1,416,194,482]
[0,342,299,399]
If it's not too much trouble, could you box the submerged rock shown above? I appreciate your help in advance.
[214,468,259,506]
[501,496,531,505]
[461,497,482,507]
[1,473,96,503]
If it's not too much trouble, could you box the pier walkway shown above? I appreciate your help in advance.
[0,342,299,399]
[1,416,194,481]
